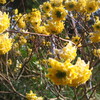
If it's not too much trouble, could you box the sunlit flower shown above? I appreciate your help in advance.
[0,33,13,55]
[50,0,63,7]
[71,36,81,46]
[55,41,77,61]
[93,21,100,32]
[93,49,100,58]
[42,2,52,12]
[65,1,77,11]
[46,57,92,87]
[0,11,10,33]
[26,90,43,100]
[46,58,72,85]
[46,20,64,34]
[0,0,6,4]
[75,0,86,12]
[90,32,100,43]
[86,1,99,13]
[52,6,67,21]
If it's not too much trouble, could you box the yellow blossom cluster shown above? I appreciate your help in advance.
[64,0,99,13]
[55,41,77,61]
[50,0,63,7]
[46,41,92,87]
[26,8,41,27]
[14,13,26,28]
[26,90,43,100]
[93,49,100,58]
[51,6,67,21]
[71,36,81,46]
[12,0,100,35]
[46,57,92,87]
[93,21,100,32]
[0,33,13,55]
[19,36,27,45]
[0,0,6,4]
[0,11,10,33]
[90,32,100,43]
[46,20,64,34]
[42,2,52,12]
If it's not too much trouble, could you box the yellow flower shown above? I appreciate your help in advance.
[85,14,91,21]
[67,57,92,87]
[93,21,100,32]
[18,20,26,28]
[65,1,77,11]
[42,40,51,46]
[71,36,81,46]
[19,36,27,45]
[75,0,86,12]
[46,20,64,34]
[34,26,50,35]
[0,11,10,33]
[0,0,6,4]
[31,8,41,19]
[46,57,92,87]
[31,18,41,27]
[93,49,100,57]
[90,32,100,43]
[55,41,77,61]
[86,1,99,13]
[13,43,19,49]
[0,33,13,55]
[13,9,18,15]
[46,58,72,85]
[50,0,63,7]
[10,0,14,2]
[26,90,43,100]
[52,6,67,21]
[7,59,12,65]
[42,2,52,12]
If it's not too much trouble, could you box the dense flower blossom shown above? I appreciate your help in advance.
[51,6,67,21]
[93,49,100,58]
[55,41,77,61]
[71,36,81,45]
[46,20,64,34]
[42,2,52,12]
[0,33,13,55]
[90,32,100,43]
[93,21,100,32]
[0,11,10,33]
[26,90,43,100]
[46,58,72,85]
[86,1,99,13]
[50,0,63,7]
[34,26,50,35]
[75,0,86,12]
[0,0,6,4]
[65,1,77,11]
[46,57,92,87]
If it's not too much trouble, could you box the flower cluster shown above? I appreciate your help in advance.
[26,90,43,100]
[46,57,92,87]
[65,0,99,13]
[90,32,100,43]
[12,0,100,36]
[93,49,100,58]
[46,42,92,87]
[55,42,77,61]
[0,33,13,55]
[0,11,10,33]
[0,0,6,4]
[93,21,100,32]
